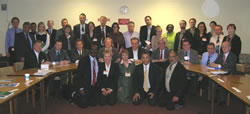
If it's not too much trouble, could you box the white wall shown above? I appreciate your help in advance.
[0,0,249,55]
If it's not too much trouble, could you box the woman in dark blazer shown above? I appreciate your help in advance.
[97,50,119,105]
[82,22,98,50]
[197,22,210,56]
[58,24,75,53]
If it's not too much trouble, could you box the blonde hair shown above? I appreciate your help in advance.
[103,50,113,57]
[155,25,162,32]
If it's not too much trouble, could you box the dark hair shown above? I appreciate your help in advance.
[180,20,187,25]
[31,22,36,26]
[189,18,196,23]
[141,51,151,57]
[166,24,174,30]
[11,17,20,23]
[75,39,83,45]
[144,16,152,20]
[33,40,42,46]
[64,24,72,35]
[216,25,223,30]
[227,24,236,30]
[131,37,139,43]
[128,21,135,25]
[23,22,30,27]
[182,38,190,44]
[207,42,215,47]
[79,13,86,17]
[56,40,63,43]
[197,22,207,33]
[209,21,217,26]
[88,21,95,30]
[61,18,68,24]
[112,22,120,31]
[169,50,178,56]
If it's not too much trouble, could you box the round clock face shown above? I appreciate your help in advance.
[120,5,128,14]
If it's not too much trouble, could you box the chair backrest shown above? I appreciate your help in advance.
[0,66,14,77]
[13,62,24,72]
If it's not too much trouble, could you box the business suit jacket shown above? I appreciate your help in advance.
[74,55,98,91]
[162,61,187,97]
[178,49,200,64]
[127,47,146,60]
[58,34,75,52]
[48,48,70,62]
[139,25,156,47]
[223,34,241,63]
[70,49,89,63]
[14,32,36,62]
[73,24,89,39]
[151,48,170,60]
[214,52,237,72]
[23,50,48,69]
[187,28,200,51]
[46,29,57,49]
[97,62,119,92]
[174,31,193,52]
[133,63,161,95]
[95,25,112,48]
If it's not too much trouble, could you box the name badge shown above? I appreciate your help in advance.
[11,48,15,51]
[184,56,190,61]
[41,64,49,70]
[125,72,131,77]
[202,38,207,42]
[93,38,98,42]
[103,70,109,75]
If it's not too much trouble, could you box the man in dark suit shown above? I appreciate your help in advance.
[132,51,160,105]
[73,45,99,108]
[174,20,193,52]
[15,22,36,62]
[55,18,68,40]
[73,13,89,40]
[48,40,70,64]
[187,18,199,52]
[210,41,237,105]
[70,39,88,63]
[95,16,112,48]
[23,40,49,69]
[158,51,187,110]
[46,20,57,49]
[139,16,156,48]
[127,38,145,65]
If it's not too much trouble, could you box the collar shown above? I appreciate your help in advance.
[120,59,132,64]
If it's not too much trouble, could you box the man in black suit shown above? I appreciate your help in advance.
[127,38,145,65]
[187,18,199,52]
[14,22,36,62]
[30,22,37,36]
[174,20,193,52]
[23,40,49,69]
[73,13,89,40]
[132,51,160,105]
[158,51,187,110]
[139,16,156,49]
[70,39,88,63]
[48,40,70,64]
[95,16,112,48]
[73,45,99,108]
[152,39,169,62]
[46,20,57,49]
[210,41,237,105]
[55,18,68,40]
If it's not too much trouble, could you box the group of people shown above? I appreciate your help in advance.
[4,13,242,110]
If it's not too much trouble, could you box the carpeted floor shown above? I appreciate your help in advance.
[0,92,246,114]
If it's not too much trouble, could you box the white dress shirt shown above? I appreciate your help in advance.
[104,63,111,77]
[132,49,139,60]
[165,62,177,92]
[34,50,39,64]
[123,31,140,48]
[210,34,224,53]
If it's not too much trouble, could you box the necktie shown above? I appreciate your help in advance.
[25,33,32,49]
[144,65,149,92]
[92,59,96,86]
[67,39,71,50]
[169,63,173,71]
[56,51,61,62]
[82,26,85,33]
[101,28,105,44]
[79,50,82,56]
[185,51,188,56]
[207,55,211,66]
[216,36,220,44]
[223,54,226,65]
[160,49,163,59]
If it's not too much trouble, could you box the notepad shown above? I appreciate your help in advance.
[0,83,20,88]
[0,79,14,83]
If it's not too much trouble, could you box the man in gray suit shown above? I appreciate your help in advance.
[152,39,170,62]
[178,39,200,95]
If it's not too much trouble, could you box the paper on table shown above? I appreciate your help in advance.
[247,96,250,100]
[0,83,20,88]
[211,71,228,75]
[232,87,241,93]
[34,70,54,76]
[217,78,225,83]
[9,89,19,92]
[0,79,14,83]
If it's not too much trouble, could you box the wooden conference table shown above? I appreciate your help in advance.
[184,64,250,114]
[0,64,77,114]
[0,63,249,114]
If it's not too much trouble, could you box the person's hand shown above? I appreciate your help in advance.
[172,96,179,102]
[210,63,218,67]
[6,52,10,57]
[79,90,85,95]
[102,89,108,96]
[133,93,140,102]
[118,87,123,92]
[99,58,104,62]
[107,88,112,94]
[183,61,191,65]
[135,60,142,65]
[148,92,154,99]
[163,58,168,62]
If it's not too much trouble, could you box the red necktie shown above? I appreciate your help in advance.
[101,28,105,41]
[92,60,96,86]
[160,49,163,60]
[223,54,226,65]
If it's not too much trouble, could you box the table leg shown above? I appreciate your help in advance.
[40,80,45,114]
[246,105,249,114]
[208,80,211,101]
[32,87,36,108]
[9,100,13,114]
[210,81,215,114]
[13,98,17,114]
[26,90,29,103]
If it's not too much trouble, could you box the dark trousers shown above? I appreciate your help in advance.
[73,87,99,108]
[100,91,116,105]
[132,91,157,105]
[158,91,184,110]
[8,47,16,65]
